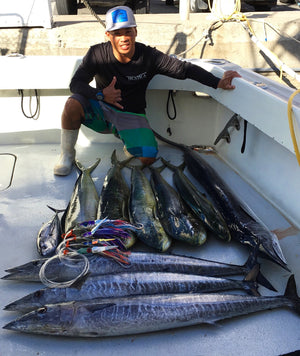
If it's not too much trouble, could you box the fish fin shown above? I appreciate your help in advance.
[69,272,91,289]
[272,226,300,240]
[84,303,116,313]
[243,248,277,292]
[256,271,277,292]
[283,275,300,315]
[75,160,84,172]
[46,205,65,214]
[161,157,185,172]
[111,149,118,165]
[242,265,260,296]
[87,158,101,174]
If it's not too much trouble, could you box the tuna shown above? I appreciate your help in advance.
[37,206,64,257]
[97,150,135,249]
[62,159,100,233]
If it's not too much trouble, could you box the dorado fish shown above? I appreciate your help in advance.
[4,268,260,312]
[2,251,274,291]
[160,158,230,242]
[97,150,135,249]
[129,166,171,251]
[62,159,100,234]
[3,275,299,337]
[37,206,64,257]
[149,165,206,245]
[154,132,288,270]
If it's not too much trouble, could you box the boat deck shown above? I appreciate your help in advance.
[0,140,299,355]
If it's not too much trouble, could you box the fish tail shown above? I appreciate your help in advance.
[284,275,300,314]
[153,130,185,149]
[111,149,118,165]
[160,157,185,172]
[242,264,260,296]
[46,205,65,214]
[243,247,277,292]
[75,158,101,174]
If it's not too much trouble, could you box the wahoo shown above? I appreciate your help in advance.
[3,275,299,337]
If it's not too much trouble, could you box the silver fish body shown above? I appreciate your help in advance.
[3,275,299,337]
[149,166,207,246]
[4,270,259,312]
[37,206,64,257]
[129,166,171,251]
[2,251,258,282]
[62,159,100,233]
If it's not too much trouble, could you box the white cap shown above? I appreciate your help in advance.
[105,6,137,32]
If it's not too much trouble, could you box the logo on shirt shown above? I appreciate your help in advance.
[126,72,147,81]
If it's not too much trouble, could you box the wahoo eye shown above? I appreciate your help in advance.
[37,307,47,314]
[34,290,43,297]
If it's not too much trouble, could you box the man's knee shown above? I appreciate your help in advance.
[62,97,84,129]
[63,97,84,117]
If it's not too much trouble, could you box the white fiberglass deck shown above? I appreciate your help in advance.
[0,139,299,356]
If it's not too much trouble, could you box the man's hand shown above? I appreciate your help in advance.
[102,76,124,109]
[217,70,241,90]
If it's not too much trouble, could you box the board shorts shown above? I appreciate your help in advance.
[71,94,158,158]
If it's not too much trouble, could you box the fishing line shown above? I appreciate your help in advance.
[39,252,89,288]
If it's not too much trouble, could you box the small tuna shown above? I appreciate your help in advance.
[97,150,135,249]
[37,206,64,257]
[62,159,100,233]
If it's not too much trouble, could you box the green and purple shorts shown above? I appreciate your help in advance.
[71,94,158,158]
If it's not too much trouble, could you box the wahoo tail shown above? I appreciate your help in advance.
[284,275,300,315]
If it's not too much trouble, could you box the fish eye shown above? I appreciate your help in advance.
[34,290,43,297]
[37,307,47,314]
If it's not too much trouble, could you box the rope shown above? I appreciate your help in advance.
[287,89,300,165]
[18,89,40,119]
[81,0,106,28]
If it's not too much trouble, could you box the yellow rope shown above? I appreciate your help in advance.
[287,89,300,165]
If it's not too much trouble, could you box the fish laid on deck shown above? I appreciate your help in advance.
[128,166,171,251]
[2,251,274,291]
[149,165,206,245]
[36,206,64,257]
[3,275,299,338]
[62,159,100,233]
[3,268,260,313]
[97,150,135,249]
[155,132,288,270]
[161,158,231,242]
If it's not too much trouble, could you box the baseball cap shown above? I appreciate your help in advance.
[105,6,137,32]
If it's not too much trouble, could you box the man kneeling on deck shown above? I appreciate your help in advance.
[54,5,240,176]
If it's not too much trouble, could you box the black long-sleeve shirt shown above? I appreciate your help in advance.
[70,41,220,113]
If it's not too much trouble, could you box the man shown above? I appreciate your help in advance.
[54,5,240,176]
